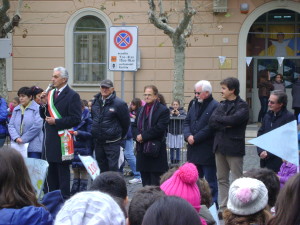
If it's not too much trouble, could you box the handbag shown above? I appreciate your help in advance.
[143,140,161,158]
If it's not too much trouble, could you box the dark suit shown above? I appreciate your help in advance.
[40,85,81,199]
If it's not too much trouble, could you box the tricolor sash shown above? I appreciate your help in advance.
[48,89,74,161]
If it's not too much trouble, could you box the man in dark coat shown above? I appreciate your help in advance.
[132,85,169,186]
[40,67,82,199]
[257,90,295,173]
[183,80,219,206]
[209,77,249,215]
[91,79,130,173]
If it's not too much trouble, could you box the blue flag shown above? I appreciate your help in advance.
[248,120,299,167]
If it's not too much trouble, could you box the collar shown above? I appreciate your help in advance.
[20,101,33,114]
[56,84,67,93]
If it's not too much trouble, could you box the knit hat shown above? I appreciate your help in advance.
[227,177,268,216]
[54,191,125,225]
[160,163,201,212]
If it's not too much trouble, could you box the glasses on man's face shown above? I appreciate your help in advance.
[194,92,202,95]
[143,94,153,97]
[268,100,277,104]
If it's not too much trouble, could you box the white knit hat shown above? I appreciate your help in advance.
[55,191,125,225]
[227,177,268,216]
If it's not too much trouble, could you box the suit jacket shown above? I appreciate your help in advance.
[40,85,81,163]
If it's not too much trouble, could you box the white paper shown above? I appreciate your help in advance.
[11,142,29,158]
[248,120,299,167]
[209,203,220,225]
[24,158,49,200]
[78,155,100,180]
[118,147,125,169]
[218,56,226,65]
[277,57,284,67]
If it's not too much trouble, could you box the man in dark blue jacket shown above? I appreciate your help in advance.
[0,96,8,147]
[91,79,130,172]
[209,77,249,216]
[257,90,295,173]
[183,80,219,206]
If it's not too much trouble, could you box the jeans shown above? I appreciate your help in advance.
[258,96,268,122]
[196,164,218,206]
[28,152,42,159]
[0,138,6,147]
[124,139,141,179]
[170,148,180,161]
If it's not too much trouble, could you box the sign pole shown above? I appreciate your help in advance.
[121,71,125,100]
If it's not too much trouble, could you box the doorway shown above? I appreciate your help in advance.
[250,57,298,122]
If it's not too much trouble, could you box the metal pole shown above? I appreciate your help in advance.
[133,71,136,99]
[121,71,125,100]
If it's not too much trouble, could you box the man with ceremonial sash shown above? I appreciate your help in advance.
[91,79,130,173]
[40,67,81,199]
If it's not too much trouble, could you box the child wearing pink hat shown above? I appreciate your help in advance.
[160,162,207,225]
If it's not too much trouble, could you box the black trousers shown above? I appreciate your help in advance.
[95,140,121,172]
[45,161,71,199]
[141,171,164,186]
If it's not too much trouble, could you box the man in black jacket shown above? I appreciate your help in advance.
[91,79,130,172]
[209,77,249,215]
[257,90,295,173]
[183,80,219,206]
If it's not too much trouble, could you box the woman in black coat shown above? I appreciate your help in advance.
[132,85,170,186]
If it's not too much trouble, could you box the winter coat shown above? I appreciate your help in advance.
[0,206,53,225]
[91,91,130,143]
[168,107,186,135]
[272,81,286,92]
[258,80,274,97]
[72,108,93,168]
[132,102,169,173]
[39,85,82,163]
[0,97,8,137]
[183,96,219,165]
[209,96,249,156]
[257,108,295,172]
[8,101,43,153]
[277,162,297,188]
[292,79,300,108]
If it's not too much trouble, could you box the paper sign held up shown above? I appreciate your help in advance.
[79,155,100,180]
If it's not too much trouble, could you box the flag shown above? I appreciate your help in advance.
[248,120,299,167]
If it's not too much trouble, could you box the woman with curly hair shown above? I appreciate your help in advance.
[0,146,53,224]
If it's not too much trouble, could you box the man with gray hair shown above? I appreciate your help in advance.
[40,66,82,199]
[183,80,219,206]
[257,90,295,172]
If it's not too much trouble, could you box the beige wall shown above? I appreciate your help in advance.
[7,0,283,107]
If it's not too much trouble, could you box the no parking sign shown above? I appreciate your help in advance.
[109,26,138,71]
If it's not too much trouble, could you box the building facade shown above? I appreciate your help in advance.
[6,0,300,122]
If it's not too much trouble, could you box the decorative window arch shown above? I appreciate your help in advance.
[65,8,113,89]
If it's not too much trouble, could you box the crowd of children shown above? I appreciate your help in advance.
[0,145,299,225]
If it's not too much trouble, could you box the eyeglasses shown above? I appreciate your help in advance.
[194,92,202,95]
[143,94,153,97]
[268,100,277,104]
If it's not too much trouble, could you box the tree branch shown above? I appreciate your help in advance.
[174,0,196,39]
[148,0,175,37]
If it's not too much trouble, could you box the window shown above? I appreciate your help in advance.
[74,16,106,84]
[65,8,112,88]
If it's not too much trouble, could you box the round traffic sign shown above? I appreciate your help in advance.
[114,30,133,50]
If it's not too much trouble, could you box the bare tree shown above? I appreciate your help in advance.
[148,0,196,105]
[0,0,22,99]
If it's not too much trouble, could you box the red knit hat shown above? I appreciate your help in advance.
[160,163,201,212]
